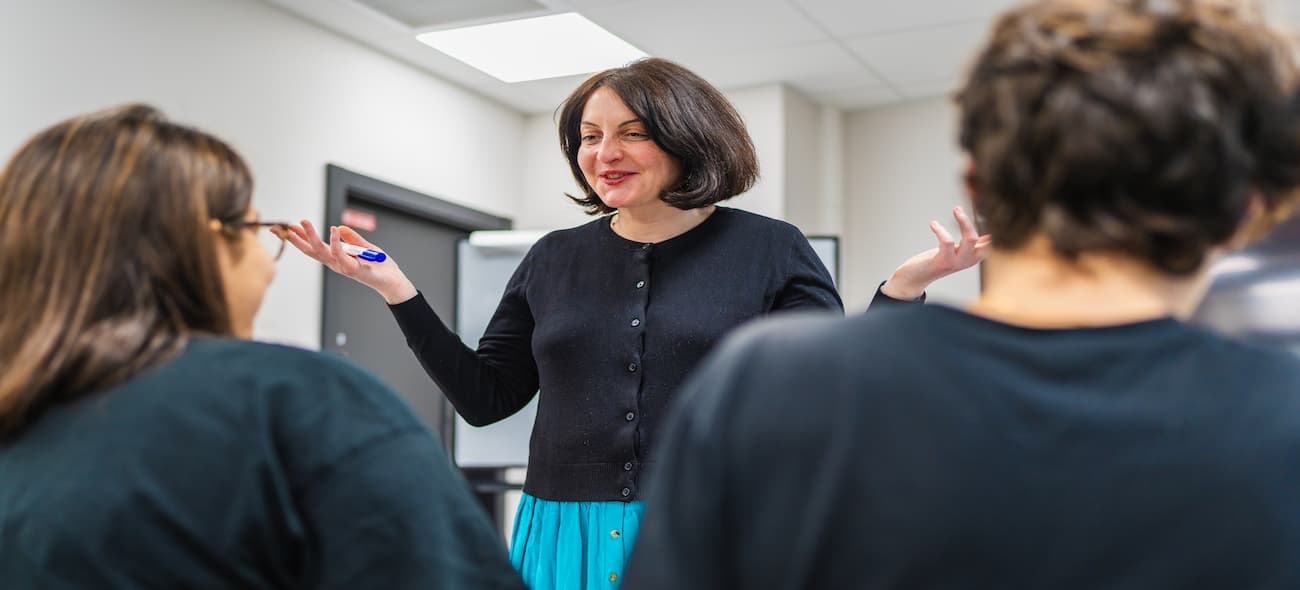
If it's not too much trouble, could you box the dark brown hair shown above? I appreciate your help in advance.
[957,0,1300,274]
[557,57,759,214]
[0,104,252,438]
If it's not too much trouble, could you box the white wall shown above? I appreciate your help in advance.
[842,98,980,310]
[783,87,822,234]
[724,85,787,219]
[517,113,591,230]
[783,87,844,237]
[0,0,527,348]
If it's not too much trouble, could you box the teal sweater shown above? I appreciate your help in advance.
[0,337,523,589]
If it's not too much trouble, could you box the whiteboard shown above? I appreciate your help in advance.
[452,231,840,468]
[454,238,537,467]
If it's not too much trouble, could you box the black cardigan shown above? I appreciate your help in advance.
[390,207,901,501]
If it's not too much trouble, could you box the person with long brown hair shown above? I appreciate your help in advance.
[0,104,523,589]
[285,57,985,589]
[625,1,1300,588]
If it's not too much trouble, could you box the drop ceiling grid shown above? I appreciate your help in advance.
[789,0,1020,37]
[353,0,550,29]
[577,0,829,61]
[841,20,993,89]
[259,0,1300,113]
[682,41,888,96]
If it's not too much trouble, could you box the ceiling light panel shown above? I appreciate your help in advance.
[416,12,647,83]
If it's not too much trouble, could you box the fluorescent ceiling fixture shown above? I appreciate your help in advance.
[416,13,647,83]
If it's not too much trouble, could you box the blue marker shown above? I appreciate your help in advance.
[341,242,387,263]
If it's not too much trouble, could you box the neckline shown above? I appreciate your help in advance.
[600,206,730,251]
[924,303,1182,335]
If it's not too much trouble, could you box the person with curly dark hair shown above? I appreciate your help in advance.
[284,58,982,589]
[625,1,1300,588]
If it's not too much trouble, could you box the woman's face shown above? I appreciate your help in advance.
[577,86,682,212]
[213,207,276,339]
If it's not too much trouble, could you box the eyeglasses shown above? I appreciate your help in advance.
[224,220,291,261]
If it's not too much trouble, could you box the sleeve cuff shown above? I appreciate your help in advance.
[871,281,926,307]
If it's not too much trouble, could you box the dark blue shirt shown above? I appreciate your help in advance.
[627,304,1300,589]
[0,337,523,590]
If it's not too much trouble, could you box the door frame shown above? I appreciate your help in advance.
[321,164,512,447]
[325,164,511,239]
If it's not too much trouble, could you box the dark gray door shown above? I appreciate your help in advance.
[319,165,511,456]
[322,198,463,447]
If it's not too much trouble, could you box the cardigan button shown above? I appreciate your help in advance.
[630,318,640,327]
[621,487,631,497]
[623,462,633,471]
[627,363,638,373]
[625,411,635,421]
[635,280,645,289]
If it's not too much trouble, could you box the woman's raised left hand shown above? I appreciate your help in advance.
[880,206,991,300]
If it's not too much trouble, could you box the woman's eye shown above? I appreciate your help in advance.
[581,134,599,144]
[626,131,648,139]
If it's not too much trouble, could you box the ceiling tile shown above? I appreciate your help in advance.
[546,0,644,9]
[266,0,413,41]
[505,73,592,113]
[680,41,885,95]
[898,78,960,101]
[354,0,548,29]
[580,0,828,59]
[812,85,900,112]
[791,0,1017,38]
[844,20,990,87]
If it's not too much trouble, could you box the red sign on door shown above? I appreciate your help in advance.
[341,208,377,232]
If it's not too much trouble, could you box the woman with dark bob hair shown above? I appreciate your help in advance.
[625,1,1300,588]
[286,58,981,588]
[0,105,523,589]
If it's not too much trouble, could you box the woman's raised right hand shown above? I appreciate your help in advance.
[284,219,419,304]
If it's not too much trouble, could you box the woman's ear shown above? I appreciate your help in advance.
[209,218,236,266]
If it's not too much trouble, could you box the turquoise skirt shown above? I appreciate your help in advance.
[509,492,646,589]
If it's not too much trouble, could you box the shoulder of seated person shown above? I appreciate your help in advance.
[185,337,371,383]
[724,312,844,355]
